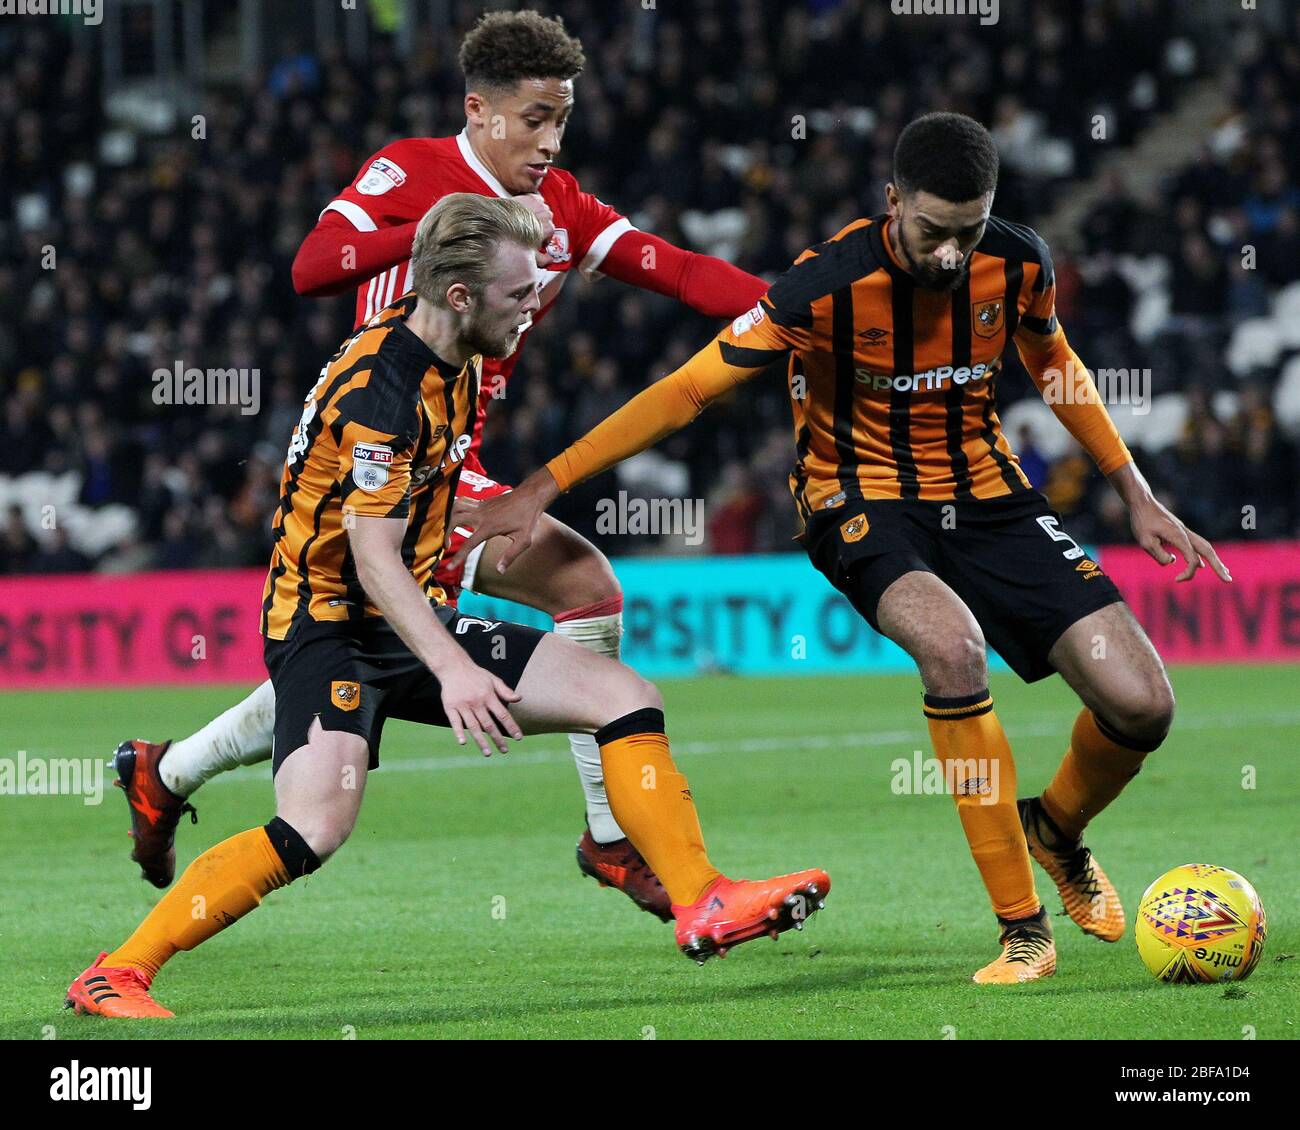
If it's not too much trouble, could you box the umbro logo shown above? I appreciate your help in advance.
[1075,559,1105,579]
[859,327,888,341]
[708,896,725,911]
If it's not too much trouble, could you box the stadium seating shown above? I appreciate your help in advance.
[0,2,1296,574]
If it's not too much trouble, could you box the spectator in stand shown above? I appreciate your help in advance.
[706,461,766,556]
[1014,424,1049,490]
[0,4,1296,576]
[0,504,36,574]
[28,527,91,575]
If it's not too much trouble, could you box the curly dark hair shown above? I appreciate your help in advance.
[893,112,999,202]
[458,10,586,94]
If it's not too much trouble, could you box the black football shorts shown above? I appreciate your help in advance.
[263,606,546,773]
[803,490,1125,683]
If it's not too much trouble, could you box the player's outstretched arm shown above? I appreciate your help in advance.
[599,230,768,319]
[449,468,559,574]
[449,326,784,574]
[349,514,522,754]
[292,212,421,298]
[1105,462,1232,584]
[294,193,558,297]
[1015,320,1230,585]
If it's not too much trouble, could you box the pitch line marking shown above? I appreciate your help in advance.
[199,710,1300,783]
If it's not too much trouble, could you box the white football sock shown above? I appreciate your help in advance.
[552,602,627,844]
[160,679,276,797]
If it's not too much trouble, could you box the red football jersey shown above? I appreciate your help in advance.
[319,130,635,461]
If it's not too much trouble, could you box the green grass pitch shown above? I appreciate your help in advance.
[1,664,1295,1040]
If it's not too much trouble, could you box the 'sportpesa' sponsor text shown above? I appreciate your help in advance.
[856,362,993,392]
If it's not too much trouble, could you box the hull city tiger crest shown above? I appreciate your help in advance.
[972,298,1004,338]
[840,514,869,543]
[331,681,361,712]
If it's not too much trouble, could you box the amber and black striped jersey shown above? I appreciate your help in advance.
[261,293,480,641]
[546,214,1131,529]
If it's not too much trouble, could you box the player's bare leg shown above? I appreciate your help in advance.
[469,514,670,920]
[875,571,1054,983]
[1020,602,1175,942]
[507,633,829,962]
[272,720,371,863]
[1048,602,1175,757]
[875,571,989,696]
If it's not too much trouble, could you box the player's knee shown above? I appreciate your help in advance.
[624,673,663,715]
[600,670,662,723]
[918,629,988,696]
[1102,675,1175,748]
[569,544,621,604]
[278,809,355,863]
[263,816,325,878]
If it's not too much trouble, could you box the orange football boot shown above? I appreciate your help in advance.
[1019,797,1124,942]
[113,739,196,888]
[65,953,174,1018]
[972,907,1057,984]
[575,828,673,922]
[673,869,830,964]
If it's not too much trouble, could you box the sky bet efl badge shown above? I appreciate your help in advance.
[356,156,407,196]
[352,442,394,491]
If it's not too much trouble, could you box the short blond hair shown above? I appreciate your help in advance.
[410,193,543,307]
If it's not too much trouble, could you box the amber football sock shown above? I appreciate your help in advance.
[1041,708,1160,840]
[103,818,318,981]
[924,690,1039,921]
[596,708,721,906]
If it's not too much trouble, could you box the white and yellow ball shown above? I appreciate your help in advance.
[1135,864,1266,983]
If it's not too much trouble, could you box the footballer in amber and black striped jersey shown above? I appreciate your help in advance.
[260,293,480,642]
[547,212,1131,532]
[449,113,1228,985]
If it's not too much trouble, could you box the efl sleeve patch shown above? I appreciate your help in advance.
[351,441,395,492]
[356,157,408,196]
[731,302,767,337]
[337,421,414,515]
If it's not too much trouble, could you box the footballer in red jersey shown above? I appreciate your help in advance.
[111,11,767,923]
[297,125,639,591]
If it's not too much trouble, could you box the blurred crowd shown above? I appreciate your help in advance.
[1,0,1297,577]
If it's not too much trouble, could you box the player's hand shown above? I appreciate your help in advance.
[438,656,523,757]
[1129,495,1231,583]
[448,493,482,532]
[517,193,557,267]
[448,468,558,575]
